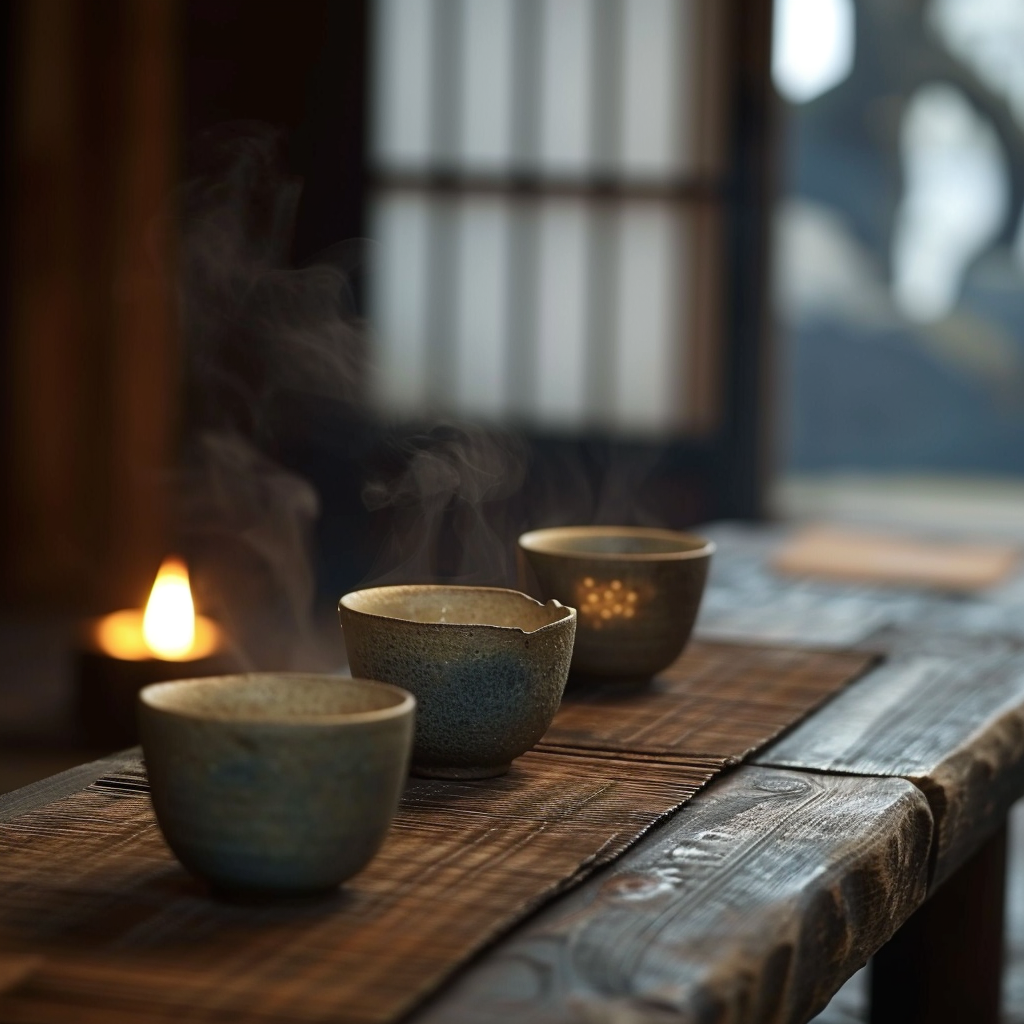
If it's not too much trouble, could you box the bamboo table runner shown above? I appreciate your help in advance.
[0,641,875,1024]
[544,641,873,760]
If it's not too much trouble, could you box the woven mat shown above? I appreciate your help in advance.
[544,641,873,761]
[772,524,1019,591]
[0,641,875,1024]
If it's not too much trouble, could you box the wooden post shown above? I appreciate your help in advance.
[871,823,1007,1024]
[3,0,181,609]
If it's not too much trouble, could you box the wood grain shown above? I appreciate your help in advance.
[698,524,1024,890]
[413,766,933,1024]
[0,748,139,825]
[0,750,716,1024]
[758,647,1024,888]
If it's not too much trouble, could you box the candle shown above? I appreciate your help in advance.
[94,557,222,662]
[78,557,235,747]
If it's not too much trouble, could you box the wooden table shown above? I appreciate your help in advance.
[4,522,1024,1024]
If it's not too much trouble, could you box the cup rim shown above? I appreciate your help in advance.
[339,584,574,636]
[139,673,416,726]
[518,525,716,561]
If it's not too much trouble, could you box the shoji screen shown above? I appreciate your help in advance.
[368,0,729,438]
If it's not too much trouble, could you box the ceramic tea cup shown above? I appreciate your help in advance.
[518,526,714,680]
[338,585,576,779]
[139,674,415,896]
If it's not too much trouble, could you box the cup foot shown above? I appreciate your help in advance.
[411,763,511,780]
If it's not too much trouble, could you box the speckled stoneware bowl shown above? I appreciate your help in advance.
[338,586,576,779]
[517,526,714,680]
[138,674,414,896]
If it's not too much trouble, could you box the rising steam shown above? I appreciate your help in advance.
[173,123,666,670]
[175,124,358,670]
[361,424,527,587]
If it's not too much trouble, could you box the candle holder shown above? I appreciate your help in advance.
[76,557,238,748]
[517,526,714,682]
[76,618,236,749]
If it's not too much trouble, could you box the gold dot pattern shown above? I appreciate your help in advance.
[575,577,641,630]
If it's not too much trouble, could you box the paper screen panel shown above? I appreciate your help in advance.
[369,194,432,413]
[538,0,594,175]
[454,197,512,418]
[621,0,686,176]
[367,0,728,435]
[611,203,690,433]
[459,0,515,171]
[371,0,434,169]
[534,198,591,428]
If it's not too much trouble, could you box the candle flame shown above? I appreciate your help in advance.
[142,557,196,659]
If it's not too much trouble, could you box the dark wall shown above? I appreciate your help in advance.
[185,0,368,264]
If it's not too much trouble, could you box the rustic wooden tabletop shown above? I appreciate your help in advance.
[412,522,1024,1024]
[3,521,1024,1024]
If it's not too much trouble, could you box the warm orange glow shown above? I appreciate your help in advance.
[575,577,643,630]
[93,557,221,661]
[143,557,195,658]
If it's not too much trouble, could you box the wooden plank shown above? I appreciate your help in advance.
[771,525,1019,593]
[700,523,1024,888]
[413,766,932,1024]
[758,646,1024,888]
[696,525,927,649]
[697,521,1024,649]
[0,748,136,824]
